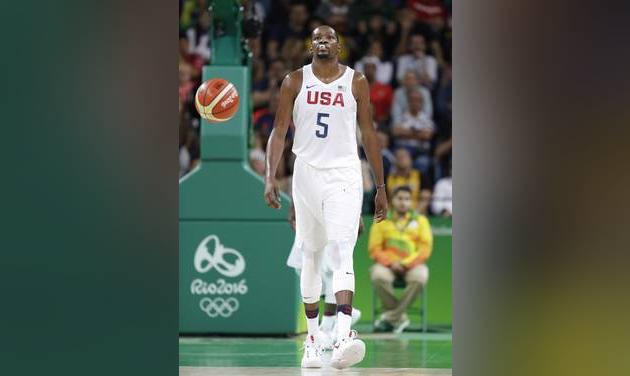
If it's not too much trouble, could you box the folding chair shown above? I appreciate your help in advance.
[372,277,428,332]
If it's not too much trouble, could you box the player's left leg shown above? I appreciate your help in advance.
[320,164,364,369]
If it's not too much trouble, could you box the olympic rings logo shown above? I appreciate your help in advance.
[199,297,240,318]
[194,235,246,277]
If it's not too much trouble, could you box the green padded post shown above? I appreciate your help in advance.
[179,0,297,335]
[209,0,243,66]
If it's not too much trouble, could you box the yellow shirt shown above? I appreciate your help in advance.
[386,170,422,208]
[368,211,433,268]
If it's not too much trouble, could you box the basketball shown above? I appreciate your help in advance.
[194,78,240,123]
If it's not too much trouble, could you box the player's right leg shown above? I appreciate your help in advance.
[318,268,337,350]
[293,164,327,368]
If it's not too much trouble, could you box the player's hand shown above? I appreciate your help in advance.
[373,188,388,222]
[264,178,281,209]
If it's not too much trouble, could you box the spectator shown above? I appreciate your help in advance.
[392,71,433,123]
[363,57,393,126]
[386,148,422,210]
[434,136,451,181]
[431,164,452,217]
[242,0,266,25]
[249,132,266,177]
[179,127,200,177]
[265,3,309,61]
[391,89,435,174]
[361,127,395,215]
[435,63,452,128]
[178,62,195,109]
[368,185,433,333]
[180,0,208,32]
[354,40,394,85]
[185,10,211,62]
[406,0,447,30]
[253,89,282,148]
[350,0,396,26]
[354,12,398,59]
[395,33,438,88]
[253,58,288,108]
[377,129,395,176]
[392,7,417,57]
[315,0,350,20]
[179,34,204,80]
[433,64,451,179]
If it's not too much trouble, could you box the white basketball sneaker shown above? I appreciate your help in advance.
[301,334,323,368]
[330,330,366,369]
[318,328,335,351]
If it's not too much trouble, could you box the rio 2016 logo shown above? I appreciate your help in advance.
[194,235,246,277]
[192,235,248,318]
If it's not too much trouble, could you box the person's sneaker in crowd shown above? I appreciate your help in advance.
[330,330,366,369]
[393,317,410,334]
[351,308,362,325]
[373,318,394,333]
[301,334,323,368]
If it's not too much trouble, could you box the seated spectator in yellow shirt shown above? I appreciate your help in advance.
[387,148,422,207]
[368,185,433,333]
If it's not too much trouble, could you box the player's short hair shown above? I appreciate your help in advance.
[312,25,339,42]
[392,185,412,197]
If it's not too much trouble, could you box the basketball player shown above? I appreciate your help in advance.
[264,25,388,369]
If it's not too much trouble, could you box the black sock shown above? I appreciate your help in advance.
[305,307,319,319]
[336,304,352,316]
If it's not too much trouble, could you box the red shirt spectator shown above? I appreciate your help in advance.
[406,0,446,23]
[363,57,393,124]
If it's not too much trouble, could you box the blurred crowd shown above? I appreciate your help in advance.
[179,0,452,217]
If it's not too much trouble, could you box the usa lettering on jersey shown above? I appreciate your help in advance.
[306,91,345,107]
[291,64,359,168]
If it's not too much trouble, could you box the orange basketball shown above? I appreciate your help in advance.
[194,78,240,123]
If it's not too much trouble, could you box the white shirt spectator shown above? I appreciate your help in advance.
[431,177,452,215]
[392,85,433,123]
[396,53,438,87]
[354,56,394,85]
[179,146,191,177]
[394,111,435,151]
[186,28,211,61]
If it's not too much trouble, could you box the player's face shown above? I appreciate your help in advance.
[392,192,412,213]
[310,27,340,59]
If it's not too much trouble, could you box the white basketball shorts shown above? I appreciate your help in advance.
[291,157,363,255]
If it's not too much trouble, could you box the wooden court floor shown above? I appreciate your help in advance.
[180,331,452,375]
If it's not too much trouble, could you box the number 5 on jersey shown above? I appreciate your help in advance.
[316,112,329,138]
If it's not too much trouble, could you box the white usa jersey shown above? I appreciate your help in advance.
[292,64,359,169]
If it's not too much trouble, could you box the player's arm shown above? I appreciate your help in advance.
[353,71,388,222]
[264,71,300,209]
